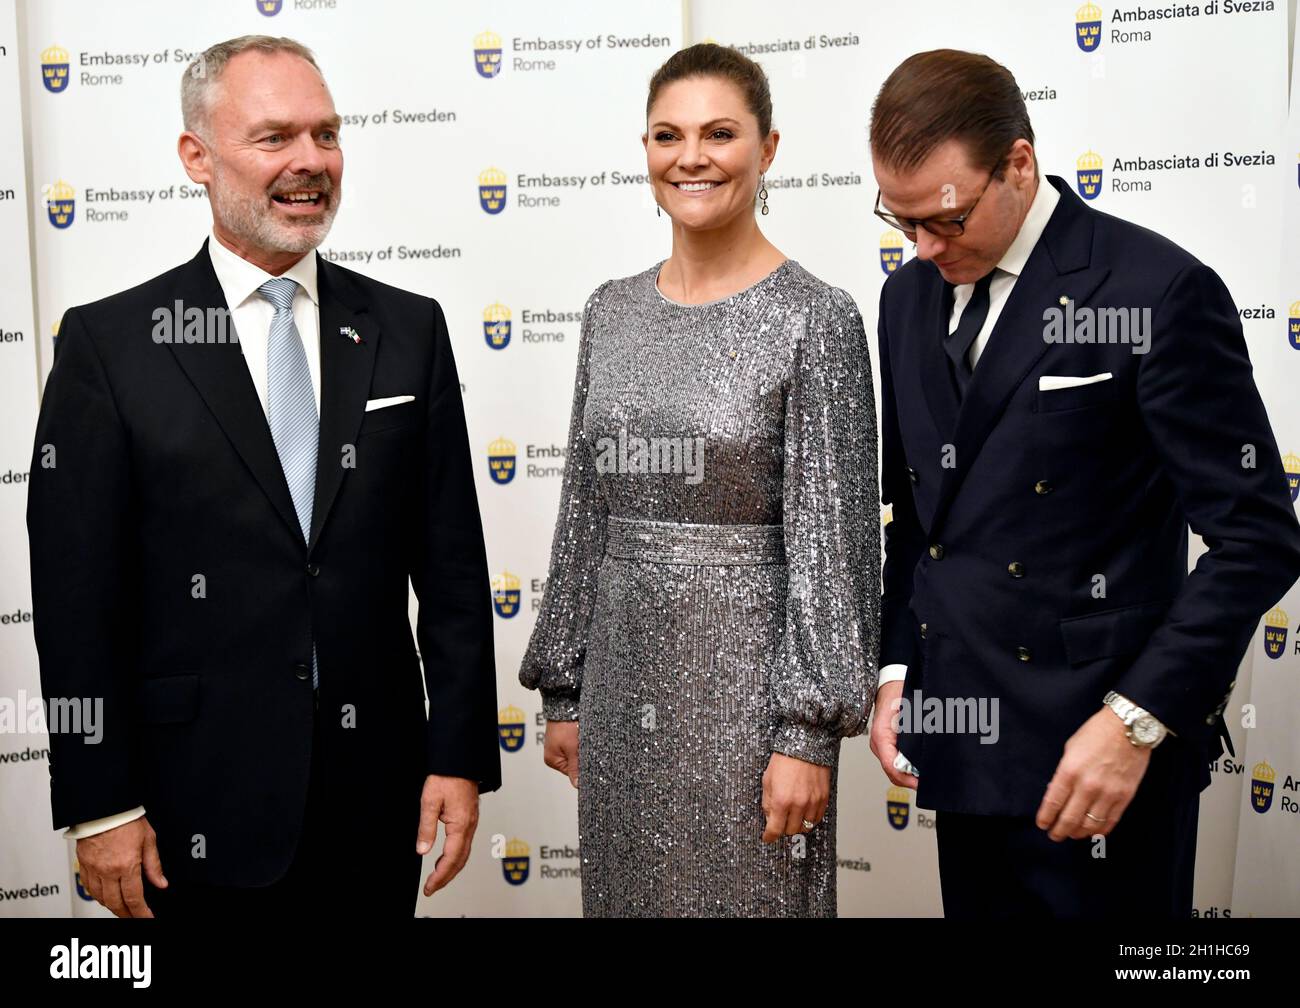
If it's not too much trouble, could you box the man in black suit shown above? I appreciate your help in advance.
[866,50,1300,917]
[27,35,500,917]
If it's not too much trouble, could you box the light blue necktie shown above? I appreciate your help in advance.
[259,277,320,687]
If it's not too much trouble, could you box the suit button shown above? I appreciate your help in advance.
[306,563,320,577]
[1034,480,1053,495]
[1205,715,1217,725]
[1016,646,1031,662]
[294,663,311,681]
[929,544,945,560]
[920,622,928,639]
[907,467,919,484]
[1008,561,1025,578]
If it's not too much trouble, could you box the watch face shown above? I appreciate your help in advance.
[1132,716,1160,745]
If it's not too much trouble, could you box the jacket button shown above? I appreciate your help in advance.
[1034,480,1053,495]
[1008,561,1025,578]
[929,544,945,560]
[1205,715,1217,725]
[294,663,311,681]
[1016,646,1031,662]
[907,467,919,484]
[920,622,928,639]
[306,563,320,577]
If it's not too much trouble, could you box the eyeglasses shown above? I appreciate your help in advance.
[873,168,998,239]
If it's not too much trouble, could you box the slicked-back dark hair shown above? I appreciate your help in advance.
[870,49,1033,178]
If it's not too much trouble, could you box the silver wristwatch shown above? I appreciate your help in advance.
[1103,691,1168,749]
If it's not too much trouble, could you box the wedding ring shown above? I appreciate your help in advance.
[801,819,816,831]
[1085,811,1106,823]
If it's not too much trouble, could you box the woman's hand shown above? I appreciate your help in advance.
[543,719,580,789]
[761,752,830,842]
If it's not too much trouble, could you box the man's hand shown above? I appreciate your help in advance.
[416,774,480,897]
[75,817,166,918]
[1036,706,1152,841]
[543,719,579,789]
[761,752,831,843]
[869,680,919,789]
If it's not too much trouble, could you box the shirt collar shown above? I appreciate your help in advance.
[995,176,1059,279]
[207,229,320,309]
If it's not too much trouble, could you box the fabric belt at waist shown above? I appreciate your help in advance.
[604,517,785,566]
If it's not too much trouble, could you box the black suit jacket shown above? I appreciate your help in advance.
[27,241,501,886]
[878,175,1300,817]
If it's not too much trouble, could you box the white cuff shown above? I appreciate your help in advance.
[877,664,908,689]
[64,806,146,840]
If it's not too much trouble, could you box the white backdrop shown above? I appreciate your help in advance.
[0,0,1295,918]
[1230,27,1300,918]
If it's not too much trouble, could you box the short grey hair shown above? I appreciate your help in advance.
[181,35,321,138]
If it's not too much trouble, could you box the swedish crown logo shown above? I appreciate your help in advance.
[40,46,70,93]
[498,704,526,752]
[1288,301,1299,351]
[1075,3,1103,52]
[1263,607,1288,660]
[488,437,517,484]
[256,0,282,15]
[479,167,507,215]
[886,786,910,830]
[474,31,504,79]
[502,838,530,885]
[46,180,75,229]
[73,860,93,901]
[492,570,522,618]
[1284,451,1300,503]
[879,231,905,276]
[484,302,512,350]
[1076,151,1103,200]
[1250,760,1275,814]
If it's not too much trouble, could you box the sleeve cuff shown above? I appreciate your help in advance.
[541,689,580,722]
[877,664,908,689]
[64,806,146,840]
[773,722,840,767]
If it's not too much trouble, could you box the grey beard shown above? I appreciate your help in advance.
[209,164,340,256]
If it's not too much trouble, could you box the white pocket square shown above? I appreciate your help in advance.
[364,395,416,412]
[1038,373,1112,392]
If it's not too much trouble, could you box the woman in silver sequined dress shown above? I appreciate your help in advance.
[519,44,880,917]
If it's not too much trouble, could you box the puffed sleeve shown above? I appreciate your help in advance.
[518,282,612,721]
[772,286,881,766]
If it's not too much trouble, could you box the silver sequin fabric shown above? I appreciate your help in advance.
[519,259,880,917]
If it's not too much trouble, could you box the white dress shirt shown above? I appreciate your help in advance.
[877,177,1060,694]
[207,229,323,416]
[64,233,323,841]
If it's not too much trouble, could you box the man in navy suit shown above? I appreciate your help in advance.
[866,50,1300,917]
[27,35,500,917]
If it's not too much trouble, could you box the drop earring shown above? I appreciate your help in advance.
[759,174,769,215]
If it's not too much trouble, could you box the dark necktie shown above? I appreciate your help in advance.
[944,271,995,395]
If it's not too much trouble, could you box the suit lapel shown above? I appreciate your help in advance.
[165,242,304,544]
[929,177,1110,535]
[309,257,377,552]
